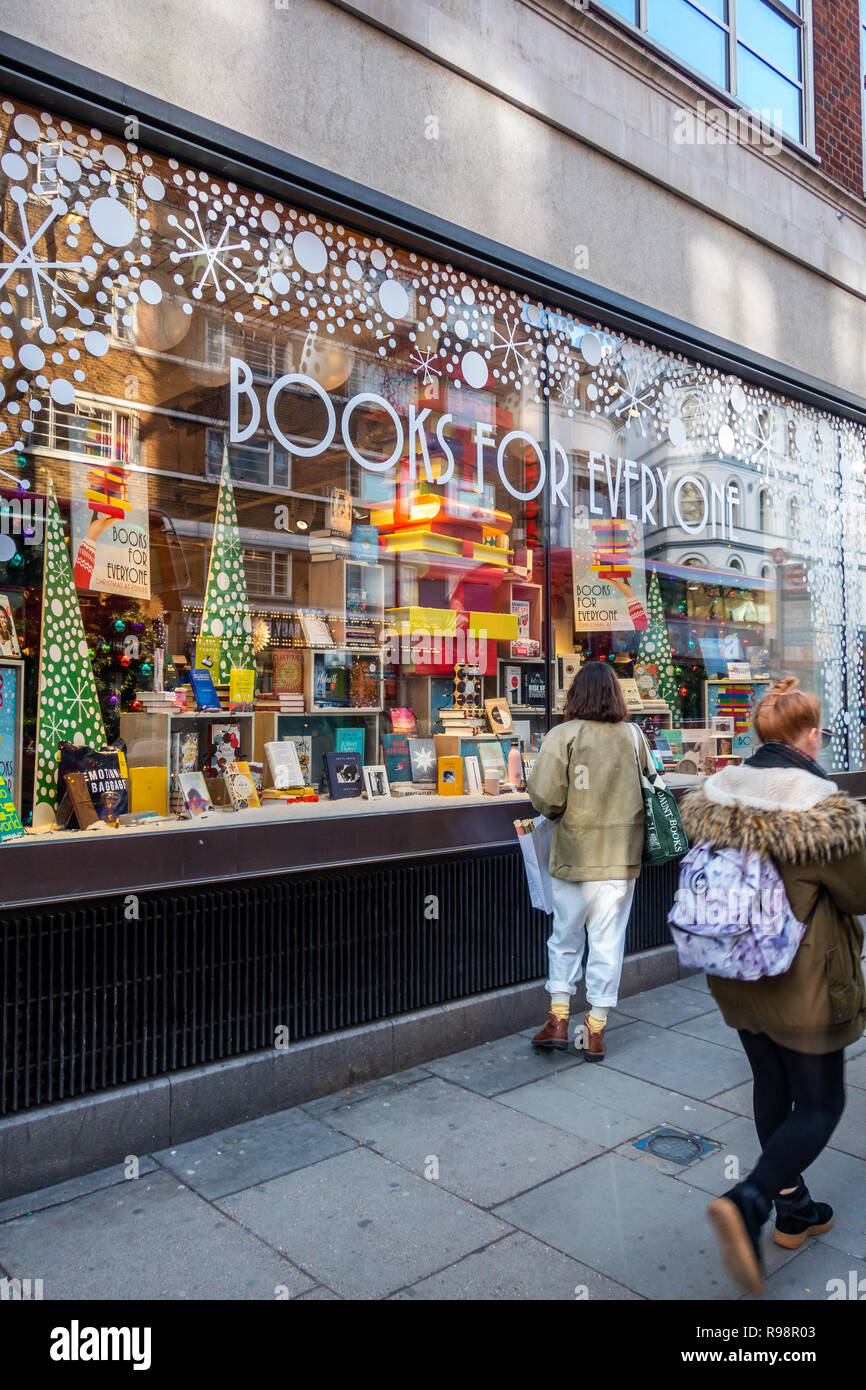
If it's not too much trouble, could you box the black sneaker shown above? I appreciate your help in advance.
[774,1180,834,1249]
[707,1180,772,1298]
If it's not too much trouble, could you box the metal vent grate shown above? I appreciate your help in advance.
[634,1127,721,1166]
[0,848,676,1115]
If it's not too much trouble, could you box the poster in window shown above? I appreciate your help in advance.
[571,514,647,633]
[71,460,151,599]
[0,659,23,812]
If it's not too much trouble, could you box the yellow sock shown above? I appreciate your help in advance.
[586,1012,607,1032]
[551,1001,570,1020]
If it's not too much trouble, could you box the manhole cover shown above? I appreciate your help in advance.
[633,1126,720,1166]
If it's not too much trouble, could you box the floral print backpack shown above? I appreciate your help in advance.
[668,841,806,980]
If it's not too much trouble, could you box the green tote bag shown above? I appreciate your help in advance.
[627,722,688,867]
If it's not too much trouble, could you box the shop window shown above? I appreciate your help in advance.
[1,89,861,844]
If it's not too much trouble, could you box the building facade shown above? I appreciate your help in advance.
[0,0,865,1189]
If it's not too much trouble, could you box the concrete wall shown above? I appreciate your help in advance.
[3,0,866,398]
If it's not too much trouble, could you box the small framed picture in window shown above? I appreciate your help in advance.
[363,764,391,800]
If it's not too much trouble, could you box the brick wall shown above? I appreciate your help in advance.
[812,0,863,196]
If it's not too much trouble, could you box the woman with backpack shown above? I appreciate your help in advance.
[527,660,651,1061]
[679,677,866,1297]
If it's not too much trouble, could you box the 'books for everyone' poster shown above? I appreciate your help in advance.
[71,460,151,599]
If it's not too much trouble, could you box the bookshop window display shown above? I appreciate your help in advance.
[0,94,864,844]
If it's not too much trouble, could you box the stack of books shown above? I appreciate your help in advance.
[134,689,187,715]
[277,692,304,714]
[439,707,485,735]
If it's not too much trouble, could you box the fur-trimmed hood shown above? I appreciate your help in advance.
[680,764,866,866]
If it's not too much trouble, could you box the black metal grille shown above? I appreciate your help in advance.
[0,848,676,1115]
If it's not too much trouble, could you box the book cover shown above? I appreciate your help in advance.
[177,772,213,818]
[0,594,21,658]
[0,773,24,841]
[209,723,241,775]
[272,648,304,695]
[129,766,167,815]
[522,668,546,709]
[171,731,198,775]
[478,742,507,782]
[389,707,416,735]
[503,664,522,705]
[194,634,221,674]
[282,735,312,786]
[511,599,530,640]
[464,755,482,796]
[299,612,334,648]
[314,652,349,706]
[265,740,304,790]
[228,668,256,711]
[351,525,379,563]
[327,486,353,536]
[335,727,365,759]
[381,732,411,782]
[409,737,437,782]
[349,655,379,708]
[224,761,260,811]
[485,698,514,734]
[323,750,364,799]
[189,668,222,711]
[437,755,463,796]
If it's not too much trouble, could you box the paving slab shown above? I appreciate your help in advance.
[392,1230,643,1300]
[0,1157,158,1224]
[672,1010,744,1052]
[800,1147,866,1260]
[153,1106,356,1199]
[845,1034,866,1060]
[673,973,711,994]
[616,980,715,1027]
[0,1168,312,1300]
[493,1150,743,1300]
[218,1145,509,1300]
[424,1030,583,1097]
[709,1081,752,1116]
[294,1285,342,1299]
[601,1021,753,1098]
[848,1054,866,1089]
[762,1240,866,1302]
[499,1066,729,1150]
[319,1075,595,1206]
[300,1067,432,1118]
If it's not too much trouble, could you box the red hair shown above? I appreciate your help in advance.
[753,677,820,746]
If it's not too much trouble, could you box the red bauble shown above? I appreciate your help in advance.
[119,655,131,668]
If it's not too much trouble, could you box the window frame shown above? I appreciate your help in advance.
[589,0,814,154]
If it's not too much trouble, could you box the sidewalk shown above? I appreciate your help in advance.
[1,974,864,1301]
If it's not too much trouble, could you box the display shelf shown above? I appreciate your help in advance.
[308,556,385,648]
[120,710,257,814]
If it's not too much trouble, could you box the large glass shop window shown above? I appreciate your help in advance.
[0,94,863,838]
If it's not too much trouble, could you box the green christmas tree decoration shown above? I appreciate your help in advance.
[200,447,255,684]
[636,568,681,726]
[33,481,106,828]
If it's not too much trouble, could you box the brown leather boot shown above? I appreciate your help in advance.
[582,1014,606,1062]
[531,1012,569,1050]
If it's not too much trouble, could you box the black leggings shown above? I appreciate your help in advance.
[738,1030,845,1198]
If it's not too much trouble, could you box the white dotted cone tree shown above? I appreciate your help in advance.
[200,447,256,683]
[33,480,107,828]
[636,567,682,726]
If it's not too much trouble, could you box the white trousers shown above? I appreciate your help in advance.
[546,877,636,1008]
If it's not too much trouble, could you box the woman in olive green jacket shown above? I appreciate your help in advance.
[680,678,866,1297]
[527,661,650,1060]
